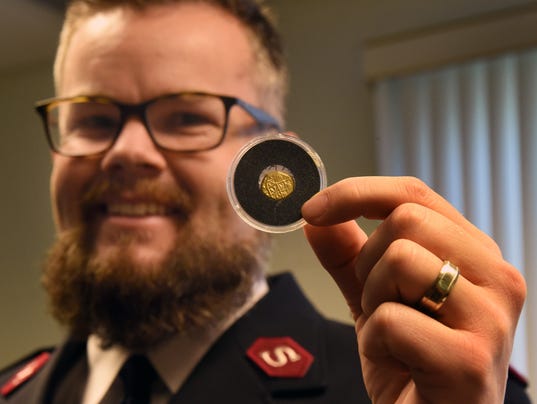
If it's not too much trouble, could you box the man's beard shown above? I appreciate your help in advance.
[42,179,271,351]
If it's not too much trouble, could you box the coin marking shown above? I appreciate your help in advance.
[259,166,295,200]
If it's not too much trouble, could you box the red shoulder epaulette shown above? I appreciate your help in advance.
[508,365,528,387]
[1,351,51,398]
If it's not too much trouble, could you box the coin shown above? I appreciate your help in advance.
[259,166,295,200]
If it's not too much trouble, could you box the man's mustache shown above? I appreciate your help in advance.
[80,177,195,219]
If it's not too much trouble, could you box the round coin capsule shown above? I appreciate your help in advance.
[227,133,327,233]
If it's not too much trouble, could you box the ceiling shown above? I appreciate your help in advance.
[0,0,65,73]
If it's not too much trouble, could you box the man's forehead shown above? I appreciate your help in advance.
[74,2,247,40]
[59,2,258,101]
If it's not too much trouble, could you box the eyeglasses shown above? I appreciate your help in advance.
[35,92,282,157]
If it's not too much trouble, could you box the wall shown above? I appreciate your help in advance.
[0,64,62,362]
[1,0,532,387]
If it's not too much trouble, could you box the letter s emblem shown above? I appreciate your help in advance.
[259,345,301,368]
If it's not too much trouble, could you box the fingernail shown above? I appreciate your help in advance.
[302,192,328,222]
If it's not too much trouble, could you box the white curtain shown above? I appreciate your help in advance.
[373,48,537,396]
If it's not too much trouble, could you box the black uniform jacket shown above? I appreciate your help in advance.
[0,273,530,403]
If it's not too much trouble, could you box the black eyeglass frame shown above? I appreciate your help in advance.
[35,91,283,157]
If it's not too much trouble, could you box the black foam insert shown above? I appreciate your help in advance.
[233,138,321,226]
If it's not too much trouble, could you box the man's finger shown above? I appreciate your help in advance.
[302,176,500,255]
[303,220,367,319]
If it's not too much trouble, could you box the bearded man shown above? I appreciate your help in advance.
[0,0,530,403]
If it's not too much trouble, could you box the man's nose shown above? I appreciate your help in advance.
[100,118,167,175]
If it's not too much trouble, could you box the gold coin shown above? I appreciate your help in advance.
[260,169,295,200]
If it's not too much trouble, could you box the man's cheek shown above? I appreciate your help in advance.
[51,180,81,231]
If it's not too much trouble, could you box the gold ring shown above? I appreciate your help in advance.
[419,260,460,315]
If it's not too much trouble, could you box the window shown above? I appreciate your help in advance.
[365,4,537,396]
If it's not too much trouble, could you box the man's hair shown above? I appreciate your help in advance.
[55,0,288,121]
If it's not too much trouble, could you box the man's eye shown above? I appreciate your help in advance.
[67,114,118,138]
[159,112,216,134]
[84,115,116,128]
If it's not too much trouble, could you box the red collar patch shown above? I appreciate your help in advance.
[1,352,51,398]
[246,337,314,378]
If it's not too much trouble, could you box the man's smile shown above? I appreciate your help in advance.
[106,202,176,217]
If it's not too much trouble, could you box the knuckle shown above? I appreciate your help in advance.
[482,237,503,257]
[495,315,512,344]
[481,302,512,345]
[389,202,429,235]
[400,176,434,203]
[461,351,491,390]
[453,336,495,387]
[497,261,527,313]
[506,263,527,298]
[368,302,401,332]
[383,239,419,272]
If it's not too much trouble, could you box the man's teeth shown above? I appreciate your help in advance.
[108,203,169,216]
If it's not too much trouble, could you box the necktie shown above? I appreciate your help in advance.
[119,355,157,404]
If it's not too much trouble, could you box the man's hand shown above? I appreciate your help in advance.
[302,176,526,403]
